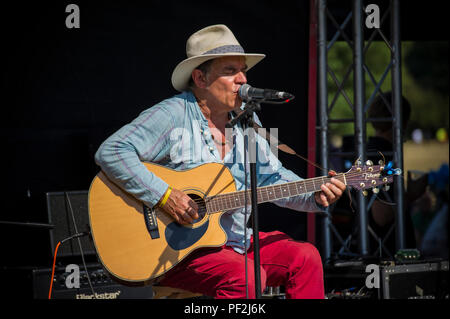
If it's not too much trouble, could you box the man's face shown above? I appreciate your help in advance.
[203,56,248,111]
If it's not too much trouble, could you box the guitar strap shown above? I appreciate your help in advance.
[231,109,327,173]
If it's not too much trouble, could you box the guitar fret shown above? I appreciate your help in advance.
[234,192,240,209]
[257,190,263,204]
[288,183,296,197]
[219,195,226,210]
[260,187,267,202]
[226,194,233,210]
[224,195,230,210]
[277,185,283,198]
[304,180,311,193]
[213,196,220,212]
[280,185,290,197]
[297,180,305,194]
[240,191,246,206]
[233,194,239,209]
[316,178,323,191]
[284,184,290,197]
[218,195,225,211]
[265,187,271,201]
[269,187,274,201]
[274,185,282,199]
[341,173,347,185]
[222,195,229,210]
[265,186,271,201]
[266,186,272,201]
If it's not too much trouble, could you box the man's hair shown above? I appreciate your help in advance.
[188,59,214,89]
[368,91,411,132]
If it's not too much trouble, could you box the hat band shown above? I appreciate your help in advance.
[202,44,245,55]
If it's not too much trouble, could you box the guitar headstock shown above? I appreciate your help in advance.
[345,160,401,195]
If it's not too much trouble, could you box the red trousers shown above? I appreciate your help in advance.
[159,231,324,299]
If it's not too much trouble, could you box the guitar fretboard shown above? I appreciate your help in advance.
[204,174,346,213]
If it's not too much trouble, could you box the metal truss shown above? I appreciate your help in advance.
[316,0,405,262]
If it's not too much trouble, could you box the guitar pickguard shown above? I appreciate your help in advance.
[165,220,209,250]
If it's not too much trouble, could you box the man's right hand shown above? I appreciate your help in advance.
[160,188,199,225]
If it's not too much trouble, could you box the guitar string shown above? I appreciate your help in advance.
[190,170,383,204]
[190,171,390,206]
[191,183,395,216]
[187,170,397,212]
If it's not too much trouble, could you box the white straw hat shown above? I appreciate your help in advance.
[171,24,265,92]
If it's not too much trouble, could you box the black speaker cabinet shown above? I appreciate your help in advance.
[33,263,154,299]
[46,190,96,258]
[380,260,449,299]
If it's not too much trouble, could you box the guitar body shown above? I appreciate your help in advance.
[88,162,234,286]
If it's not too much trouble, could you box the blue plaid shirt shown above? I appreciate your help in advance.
[95,91,324,253]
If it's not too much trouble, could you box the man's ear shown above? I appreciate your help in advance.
[191,69,207,89]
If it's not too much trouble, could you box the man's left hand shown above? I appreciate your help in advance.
[314,170,346,207]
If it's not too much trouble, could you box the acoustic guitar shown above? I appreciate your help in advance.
[88,160,397,286]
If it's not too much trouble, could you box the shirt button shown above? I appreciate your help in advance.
[209,146,214,152]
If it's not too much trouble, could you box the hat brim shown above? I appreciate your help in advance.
[171,53,266,92]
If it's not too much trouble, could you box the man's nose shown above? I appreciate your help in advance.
[235,71,247,84]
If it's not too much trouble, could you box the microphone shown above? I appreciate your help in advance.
[238,84,294,101]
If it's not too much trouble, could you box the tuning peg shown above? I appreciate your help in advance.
[365,160,373,166]
[385,161,393,170]
[372,187,380,194]
[362,190,368,196]
[383,185,390,192]
[378,160,385,166]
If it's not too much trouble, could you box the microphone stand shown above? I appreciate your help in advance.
[226,99,262,299]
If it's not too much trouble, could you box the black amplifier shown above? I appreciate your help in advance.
[380,260,449,299]
[33,263,154,299]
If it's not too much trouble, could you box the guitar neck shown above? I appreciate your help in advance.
[205,173,347,213]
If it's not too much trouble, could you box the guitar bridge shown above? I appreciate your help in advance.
[143,205,160,239]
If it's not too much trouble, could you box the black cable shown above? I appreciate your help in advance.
[49,231,89,299]
[64,192,97,298]
[60,231,90,244]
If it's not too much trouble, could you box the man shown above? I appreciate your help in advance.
[95,24,346,298]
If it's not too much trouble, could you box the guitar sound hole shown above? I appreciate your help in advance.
[188,194,207,223]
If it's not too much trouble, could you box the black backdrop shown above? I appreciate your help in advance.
[1,0,311,267]
[1,0,445,268]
